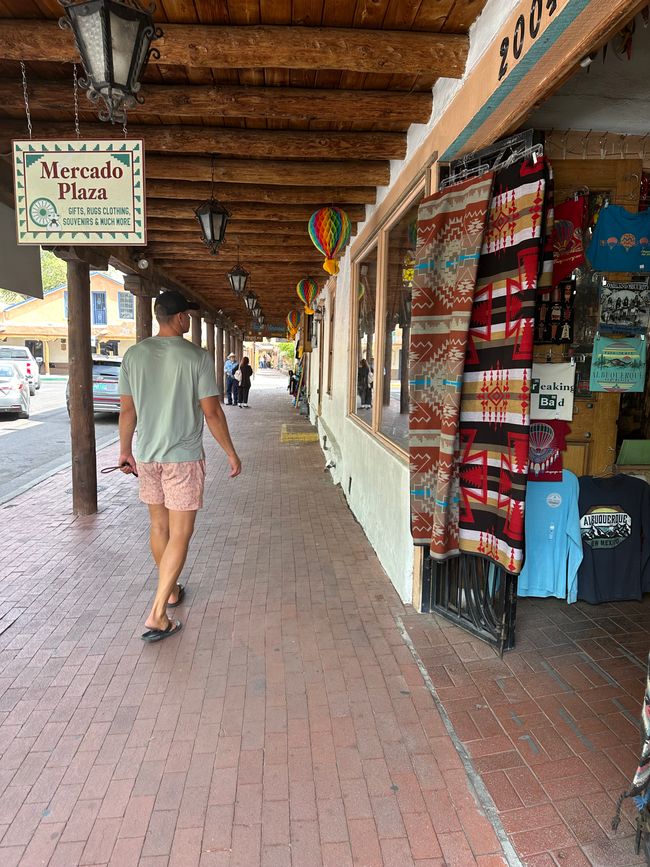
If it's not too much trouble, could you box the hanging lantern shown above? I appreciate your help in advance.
[244,290,258,312]
[194,155,230,255]
[296,277,318,314]
[308,206,351,276]
[59,0,162,124]
[228,261,250,296]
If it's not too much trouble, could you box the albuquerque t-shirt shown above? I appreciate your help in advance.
[577,474,650,603]
[518,471,583,603]
[120,336,221,463]
[586,205,650,273]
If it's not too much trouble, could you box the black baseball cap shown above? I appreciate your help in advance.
[154,290,200,315]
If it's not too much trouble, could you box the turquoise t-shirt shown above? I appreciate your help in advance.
[119,337,220,463]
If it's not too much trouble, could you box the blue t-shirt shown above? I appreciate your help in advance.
[518,471,583,603]
[586,205,650,273]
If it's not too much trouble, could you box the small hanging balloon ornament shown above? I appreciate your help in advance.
[308,207,351,276]
[296,277,318,314]
[286,310,300,335]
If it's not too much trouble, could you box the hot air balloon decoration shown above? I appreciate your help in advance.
[286,310,300,335]
[308,206,351,276]
[296,277,318,314]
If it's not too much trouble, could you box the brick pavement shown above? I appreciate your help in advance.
[406,575,649,866]
[0,372,511,866]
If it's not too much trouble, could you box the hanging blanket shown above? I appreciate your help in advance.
[409,174,495,554]
[458,158,550,574]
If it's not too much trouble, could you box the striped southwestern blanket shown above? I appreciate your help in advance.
[457,158,551,574]
[409,173,495,554]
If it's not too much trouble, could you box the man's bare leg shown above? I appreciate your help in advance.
[148,503,169,566]
[145,507,195,625]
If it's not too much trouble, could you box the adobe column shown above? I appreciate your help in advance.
[205,315,215,364]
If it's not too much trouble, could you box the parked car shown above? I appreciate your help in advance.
[0,362,30,419]
[66,355,123,415]
[0,345,41,395]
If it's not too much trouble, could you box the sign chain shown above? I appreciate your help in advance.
[73,63,81,140]
[123,108,128,139]
[20,61,32,140]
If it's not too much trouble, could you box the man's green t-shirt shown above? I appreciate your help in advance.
[119,337,220,463]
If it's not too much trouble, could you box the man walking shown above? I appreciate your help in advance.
[224,351,239,406]
[118,290,241,642]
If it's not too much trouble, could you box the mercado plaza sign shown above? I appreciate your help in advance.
[12,139,145,245]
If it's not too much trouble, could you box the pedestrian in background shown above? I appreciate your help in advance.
[224,352,239,406]
[118,290,241,643]
[238,356,253,407]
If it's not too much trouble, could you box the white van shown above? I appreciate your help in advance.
[0,345,41,395]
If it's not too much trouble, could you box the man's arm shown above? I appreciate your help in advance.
[118,394,138,474]
[200,395,242,477]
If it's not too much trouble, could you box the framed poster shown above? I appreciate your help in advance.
[599,277,650,335]
[589,335,646,393]
[531,362,576,420]
[13,139,146,245]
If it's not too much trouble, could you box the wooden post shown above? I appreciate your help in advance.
[191,311,202,346]
[383,321,393,407]
[67,259,97,516]
[216,324,224,395]
[43,339,50,375]
[206,317,215,362]
[124,275,154,342]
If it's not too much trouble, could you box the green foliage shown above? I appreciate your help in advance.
[40,249,67,291]
[0,288,25,306]
[277,341,295,363]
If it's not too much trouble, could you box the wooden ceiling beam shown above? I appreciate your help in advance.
[147,199,365,222]
[146,179,376,206]
[147,231,316,246]
[0,21,468,77]
[0,80,430,125]
[0,120,405,161]
[144,155,388,187]
[147,247,322,263]
[146,219,309,235]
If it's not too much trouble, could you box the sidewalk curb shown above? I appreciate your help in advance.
[0,434,120,508]
[395,614,524,867]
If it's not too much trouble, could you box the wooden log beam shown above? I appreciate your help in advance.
[144,155,388,187]
[0,120,405,161]
[147,200,366,222]
[0,80,430,125]
[146,219,310,235]
[146,179,376,206]
[148,247,322,263]
[0,21,467,77]
[147,231,312,246]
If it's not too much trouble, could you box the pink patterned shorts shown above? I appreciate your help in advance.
[138,460,206,511]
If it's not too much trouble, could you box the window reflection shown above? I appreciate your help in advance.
[354,248,377,421]
[378,197,421,449]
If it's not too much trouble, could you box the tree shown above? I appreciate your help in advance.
[0,288,25,307]
[40,249,67,291]
[277,341,295,364]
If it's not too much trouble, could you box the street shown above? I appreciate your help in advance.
[0,380,119,504]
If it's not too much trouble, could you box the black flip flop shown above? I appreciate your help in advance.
[141,620,182,643]
[167,584,185,608]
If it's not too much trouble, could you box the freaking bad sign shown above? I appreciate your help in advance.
[12,139,146,245]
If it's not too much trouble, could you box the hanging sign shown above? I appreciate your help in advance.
[589,334,646,393]
[530,362,575,420]
[251,323,287,336]
[599,277,650,335]
[12,139,146,245]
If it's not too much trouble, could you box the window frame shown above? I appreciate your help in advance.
[117,291,135,320]
[326,284,336,397]
[91,291,108,326]
[348,179,427,458]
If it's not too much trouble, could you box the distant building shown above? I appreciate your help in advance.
[0,271,136,373]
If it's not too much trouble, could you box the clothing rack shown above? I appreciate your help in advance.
[440,129,544,189]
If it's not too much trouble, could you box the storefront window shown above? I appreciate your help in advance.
[353,247,377,422]
[378,198,421,449]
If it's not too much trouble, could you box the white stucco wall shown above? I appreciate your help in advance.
[309,0,522,604]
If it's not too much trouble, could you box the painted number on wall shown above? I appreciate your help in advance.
[498,0,557,82]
